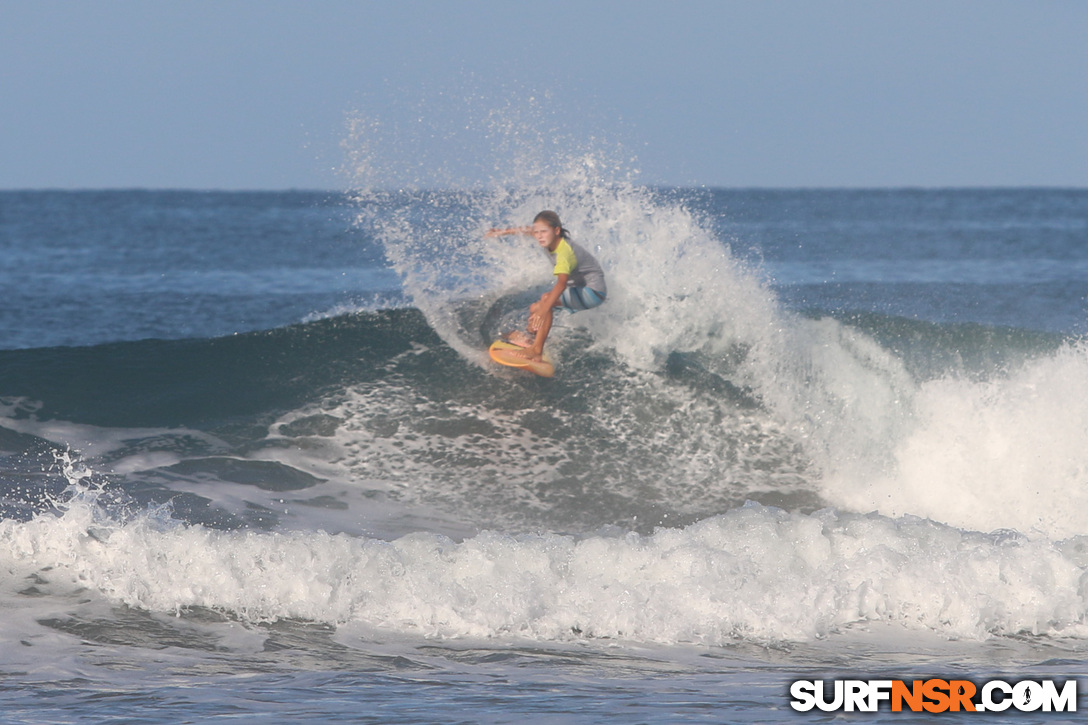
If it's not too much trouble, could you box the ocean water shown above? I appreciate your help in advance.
[1,183,1086,723]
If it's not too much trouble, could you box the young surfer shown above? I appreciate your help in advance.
[486,210,607,361]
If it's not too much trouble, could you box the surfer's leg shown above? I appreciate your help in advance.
[525,304,553,360]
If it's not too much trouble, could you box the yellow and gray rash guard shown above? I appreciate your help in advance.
[548,238,607,296]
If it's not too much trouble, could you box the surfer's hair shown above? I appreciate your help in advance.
[534,210,572,240]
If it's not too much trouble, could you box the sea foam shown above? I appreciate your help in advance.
[3,490,1084,645]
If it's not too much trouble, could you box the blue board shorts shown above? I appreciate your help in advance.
[559,286,606,313]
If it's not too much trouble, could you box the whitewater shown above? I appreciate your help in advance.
[0,144,1086,718]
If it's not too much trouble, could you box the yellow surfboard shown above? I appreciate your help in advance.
[488,340,555,378]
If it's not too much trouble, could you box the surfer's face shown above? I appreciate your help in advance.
[531,221,561,251]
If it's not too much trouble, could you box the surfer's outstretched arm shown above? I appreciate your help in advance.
[485,226,532,238]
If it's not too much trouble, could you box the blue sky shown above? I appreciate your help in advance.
[2,0,1086,189]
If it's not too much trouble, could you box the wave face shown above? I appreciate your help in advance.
[1,182,1087,651]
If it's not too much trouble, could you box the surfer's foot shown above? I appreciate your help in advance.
[510,347,544,362]
[506,330,534,348]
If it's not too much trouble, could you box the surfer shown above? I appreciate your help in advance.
[486,211,607,361]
